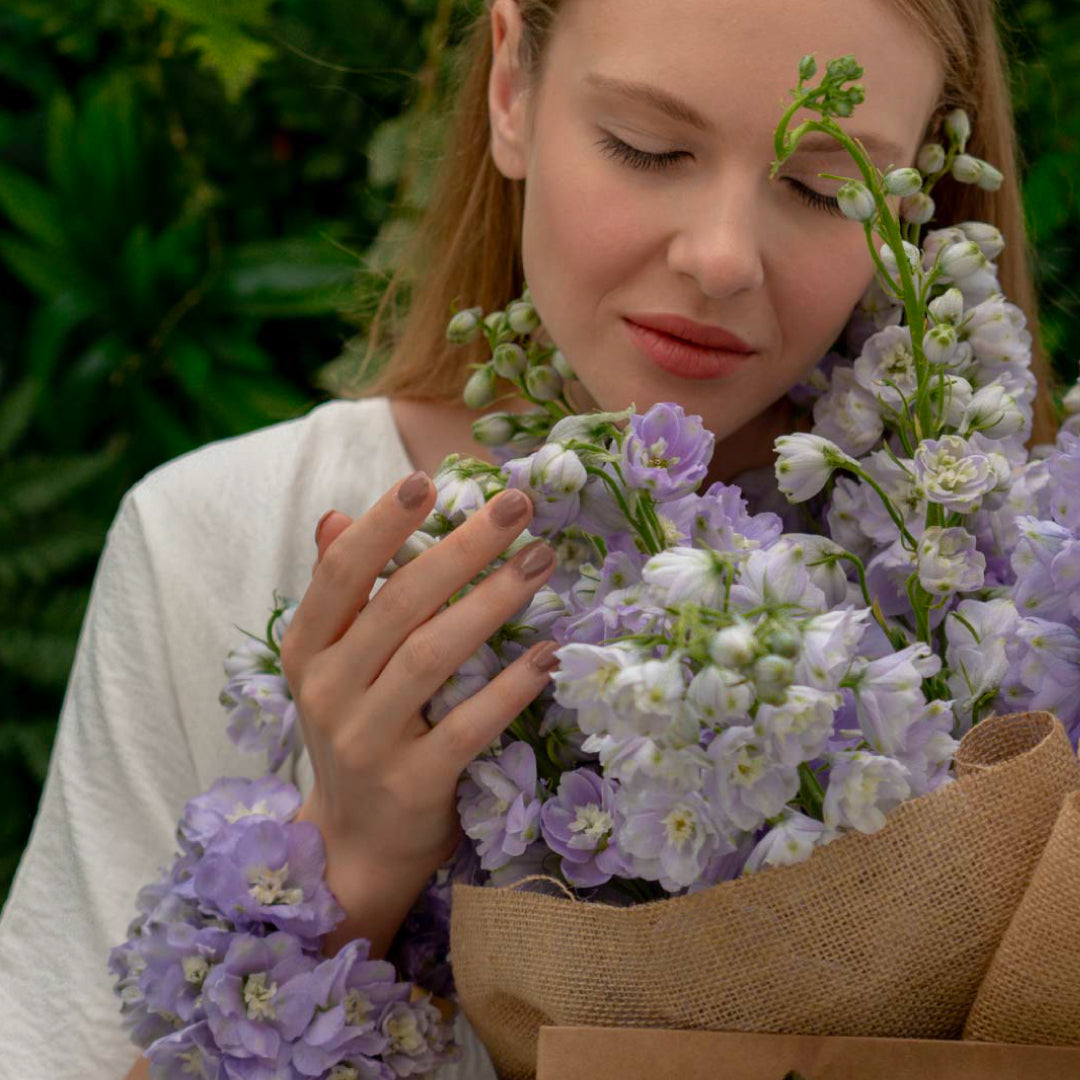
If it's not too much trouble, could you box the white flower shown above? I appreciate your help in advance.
[743,811,834,874]
[812,367,885,457]
[774,433,855,502]
[823,751,912,833]
[642,547,731,609]
[914,434,1003,514]
[767,534,851,609]
[433,467,486,522]
[529,442,587,497]
[944,108,972,145]
[850,643,941,755]
[923,322,959,366]
[917,526,986,595]
[550,642,638,735]
[729,547,827,614]
[607,657,688,739]
[794,607,869,690]
[917,143,946,175]
[706,726,799,833]
[755,685,842,767]
[853,325,917,410]
[951,154,984,185]
[879,239,923,279]
[900,193,935,226]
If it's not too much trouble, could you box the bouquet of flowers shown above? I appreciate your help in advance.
[112,54,1080,1079]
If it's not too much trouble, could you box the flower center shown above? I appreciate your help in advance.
[344,987,374,1027]
[662,805,698,848]
[248,863,304,906]
[243,971,278,1021]
[386,1010,426,1054]
[568,803,613,842]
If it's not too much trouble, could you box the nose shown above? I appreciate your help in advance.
[666,170,766,299]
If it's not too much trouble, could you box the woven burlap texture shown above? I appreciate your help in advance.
[449,711,1080,1080]
[963,787,1080,1045]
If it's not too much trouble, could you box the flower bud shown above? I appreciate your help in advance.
[492,342,528,379]
[463,364,497,409]
[446,306,483,344]
[1064,383,1080,415]
[530,442,587,496]
[837,180,876,222]
[940,240,988,280]
[916,142,946,175]
[525,364,564,401]
[472,412,516,447]
[798,55,818,82]
[883,168,922,197]
[753,654,795,705]
[710,621,758,667]
[957,222,1005,260]
[483,310,514,345]
[507,300,541,336]
[951,154,983,185]
[928,287,965,325]
[962,384,1026,439]
[551,349,576,381]
[923,322,959,366]
[763,623,802,660]
[944,109,971,148]
[900,192,935,225]
[879,239,923,278]
[976,162,1004,192]
[391,530,439,568]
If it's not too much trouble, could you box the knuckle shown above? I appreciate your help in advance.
[371,580,415,624]
[317,541,356,588]
[399,631,444,675]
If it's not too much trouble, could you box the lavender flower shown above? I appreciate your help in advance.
[220,673,299,773]
[823,751,911,833]
[179,776,302,855]
[619,403,714,500]
[540,768,627,887]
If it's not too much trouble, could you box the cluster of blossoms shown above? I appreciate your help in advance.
[110,609,459,1079]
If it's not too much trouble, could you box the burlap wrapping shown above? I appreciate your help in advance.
[449,712,1080,1079]
[963,788,1080,1046]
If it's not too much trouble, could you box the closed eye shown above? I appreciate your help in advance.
[595,132,844,217]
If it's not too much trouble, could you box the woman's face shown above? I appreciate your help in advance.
[488,0,943,476]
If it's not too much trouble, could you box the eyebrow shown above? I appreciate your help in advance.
[584,72,906,162]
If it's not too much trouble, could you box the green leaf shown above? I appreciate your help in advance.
[0,379,42,459]
[0,233,86,299]
[0,721,58,782]
[0,162,65,248]
[0,448,121,527]
[215,236,358,316]
[0,628,78,690]
[44,94,77,206]
[153,0,275,27]
[184,25,276,102]
[0,526,107,588]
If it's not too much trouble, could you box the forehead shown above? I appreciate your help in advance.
[549,0,944,159]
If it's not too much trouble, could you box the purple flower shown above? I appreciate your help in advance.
[540,768,627,887]
[287,940,407,1076]
[501,453,581,537]
[220,672,300,772]
[202,933,318,1067]
[619,403,714,501]
[193,818,344,942]
[458,743,543,871]
[138,921,232,1023]
[179,776,302,855]
[145,1021,222,1080]
[380,997,460,1077]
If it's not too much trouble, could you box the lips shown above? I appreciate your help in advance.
[625,314,755,352]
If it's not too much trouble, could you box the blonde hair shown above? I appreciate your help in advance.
[352,0,1058,444]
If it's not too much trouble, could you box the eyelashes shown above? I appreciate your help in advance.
[594,132,845,217]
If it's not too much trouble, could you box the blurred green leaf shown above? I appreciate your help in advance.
[0,163,65,249]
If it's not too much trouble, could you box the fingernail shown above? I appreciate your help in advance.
[491,489,531,528]
[513,539,556,580]
[530,641,560,673]
[315,509,335,546]
[398,471,430,510]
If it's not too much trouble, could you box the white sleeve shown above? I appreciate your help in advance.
[0,488,210,1078]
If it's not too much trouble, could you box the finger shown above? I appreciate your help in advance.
[421,641,561,776]
[358,537,557,725]
[339,488,535,685]
[283,471,435,678]
[311,511,353,576]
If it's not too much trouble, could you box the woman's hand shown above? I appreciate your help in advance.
[281,471,559,958]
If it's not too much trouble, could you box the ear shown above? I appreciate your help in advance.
[488,0,530,180]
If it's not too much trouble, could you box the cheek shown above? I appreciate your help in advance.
[776,232,875,362]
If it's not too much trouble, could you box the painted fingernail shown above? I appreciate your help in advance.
[513,539,556,580]
[398,471,430,510]
[315,509,335,546]
[491,489,531,527]
[530,641,560,673]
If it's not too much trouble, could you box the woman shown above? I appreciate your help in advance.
[0,0,1052,1077]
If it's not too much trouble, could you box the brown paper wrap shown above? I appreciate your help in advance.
[964,788,1080,1045]
[449,712,1080,1079]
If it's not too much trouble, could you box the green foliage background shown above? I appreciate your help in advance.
[0,0,1076,907]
